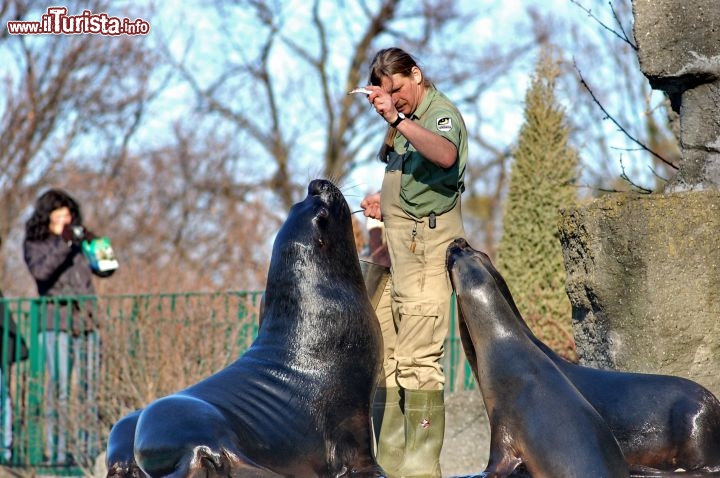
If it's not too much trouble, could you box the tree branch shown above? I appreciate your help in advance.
[575,61,678,170]
[619,157,653,194]
[569,0,637,50]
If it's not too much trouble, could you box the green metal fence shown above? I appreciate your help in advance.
[0,292,474,474]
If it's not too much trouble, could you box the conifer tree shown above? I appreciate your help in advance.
[496,50,579,359]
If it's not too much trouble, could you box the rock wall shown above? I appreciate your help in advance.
[633,0,720,192]
[558,191,720,397]
[558,0,720,399]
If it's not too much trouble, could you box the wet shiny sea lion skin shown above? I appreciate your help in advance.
[455,240,720,473]
[106,409,143,478]
[447,238,629,478]
[111,179,384,478]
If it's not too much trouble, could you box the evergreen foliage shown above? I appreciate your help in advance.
[496,51,579,360]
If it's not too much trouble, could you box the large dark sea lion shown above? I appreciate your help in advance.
[446,238,629,478]
[450,239,720,474]
[116,179,384,478]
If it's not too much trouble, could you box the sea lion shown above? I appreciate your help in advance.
[446,238,629,478]
[456,239,720,473]
[122,179,384,478]
[106,409,143,478]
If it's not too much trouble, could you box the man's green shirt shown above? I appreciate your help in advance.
[392,86,467,218]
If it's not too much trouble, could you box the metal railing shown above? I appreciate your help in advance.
[0,292,474,474]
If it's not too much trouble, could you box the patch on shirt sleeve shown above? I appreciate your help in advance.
[436,117,453,132]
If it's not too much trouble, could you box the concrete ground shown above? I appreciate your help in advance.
[440,389,490,476]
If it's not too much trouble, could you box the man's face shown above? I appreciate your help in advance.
[380,67,424,116]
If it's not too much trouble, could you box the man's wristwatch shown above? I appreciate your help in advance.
[390,112,405,128]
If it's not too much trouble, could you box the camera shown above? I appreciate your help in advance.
[70,225,86,242]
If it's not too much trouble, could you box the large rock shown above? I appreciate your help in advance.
[558,191,720,398]
[632,0,720,192]
[633,0,720,92]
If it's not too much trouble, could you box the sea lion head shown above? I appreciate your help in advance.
[263,179,368,317]
[446,237,494,297]
[446,237,523,319]
[446,237,522,366]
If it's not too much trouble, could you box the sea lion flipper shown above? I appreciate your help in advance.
[345,463,386,477]
[184,446,283,478]
[484,453,522,478]
[106,409,143,478]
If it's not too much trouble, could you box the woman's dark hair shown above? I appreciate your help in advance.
[24,189,82,241]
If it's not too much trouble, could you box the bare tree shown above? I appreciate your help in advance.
[562,0,679,193]
[157,0,556,261]
[170,2,498,204]
[1,0,677,295]
[68,119,280,295]
[0,0,162,292]
[1,1,283,296]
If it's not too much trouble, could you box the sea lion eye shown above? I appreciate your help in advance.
[314,206,329,229]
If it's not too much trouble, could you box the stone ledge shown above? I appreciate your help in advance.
[559,191,720,397]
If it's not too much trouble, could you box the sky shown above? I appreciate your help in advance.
[147,1,653,178]
[3,1,666,214]
[0,0,677,297]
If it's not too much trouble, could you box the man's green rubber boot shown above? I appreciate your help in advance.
[396,389,445,478]
[371,387,406,477]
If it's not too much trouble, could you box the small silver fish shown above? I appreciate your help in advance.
[348,87,372,95]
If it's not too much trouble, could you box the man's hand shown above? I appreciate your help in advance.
[367,86,398,125]
[360,192,383,221]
